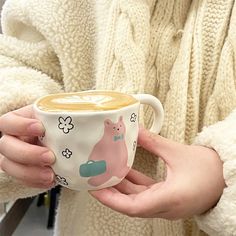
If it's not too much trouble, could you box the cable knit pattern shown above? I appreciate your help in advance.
[0,0,236,235]
[96,0,150,94]
[198,0,234,127]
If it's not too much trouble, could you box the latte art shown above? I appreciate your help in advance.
[36,91,137,112]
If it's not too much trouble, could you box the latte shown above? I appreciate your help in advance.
[36,90,137,112]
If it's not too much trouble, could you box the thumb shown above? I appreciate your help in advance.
[138,126,177,165]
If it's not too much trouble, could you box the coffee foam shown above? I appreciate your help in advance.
[36,91,137,112]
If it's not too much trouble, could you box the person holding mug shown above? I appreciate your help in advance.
[0,0,235,235]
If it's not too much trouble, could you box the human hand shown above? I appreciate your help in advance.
[0,105,55,189]
[90,127,226,219]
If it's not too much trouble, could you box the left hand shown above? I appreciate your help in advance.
[90,127,226,219]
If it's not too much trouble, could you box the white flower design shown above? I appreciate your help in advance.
[55,175,68,186]
[62,148,72,159]
[130,113,137,122]
[58,116,74,134]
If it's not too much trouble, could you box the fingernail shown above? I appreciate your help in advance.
[41,169,54,182]
[41,151,55,165]
[29,122,45,135]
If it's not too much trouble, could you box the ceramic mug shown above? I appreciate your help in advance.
[33,90,164,190]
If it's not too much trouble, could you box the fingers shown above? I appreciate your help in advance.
[138,127,166,156]
[11,105,35,118]
[138,127,180,165]
[0,135,54,166]
[115,178,149,194]
[115,177,164,196]
[18,135,38,144]
[90,188,139,215]
[0,107,44,137]
[90,186,168,218]
[126,169,156,186]
[0,156,55,188]
[114,169,156,194]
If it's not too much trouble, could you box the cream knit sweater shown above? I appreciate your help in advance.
[0,0,236,235]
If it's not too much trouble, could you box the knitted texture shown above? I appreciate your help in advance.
[96,0,150,94]
[0,0,236,235]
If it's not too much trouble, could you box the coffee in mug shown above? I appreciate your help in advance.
[33,90,164,191]
[36,91,137,112]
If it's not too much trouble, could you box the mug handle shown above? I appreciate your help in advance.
[132,94,164,133]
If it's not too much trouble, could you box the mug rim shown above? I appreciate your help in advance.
[33,95,140,116]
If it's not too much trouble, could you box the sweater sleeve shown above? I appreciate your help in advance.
[0,0,64,115]
[193,109,236,236]
[0,1,64,202]
[193,3,236,235]
[0,0,95,202]
[0,170,49,203]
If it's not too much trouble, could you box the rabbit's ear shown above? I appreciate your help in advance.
[104,119,112,126]
[119,116,123,122]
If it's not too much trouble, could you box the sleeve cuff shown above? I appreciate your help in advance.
[193,109,236,236]
[0,171,47,203]
[0,67,62,202]
[0,66,63,115]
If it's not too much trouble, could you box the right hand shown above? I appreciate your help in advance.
[0,105,55,189]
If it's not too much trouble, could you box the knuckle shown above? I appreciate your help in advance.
[169,196,181,210]
[168,193,185,214]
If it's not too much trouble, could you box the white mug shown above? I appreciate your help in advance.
[33,90,164,191]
